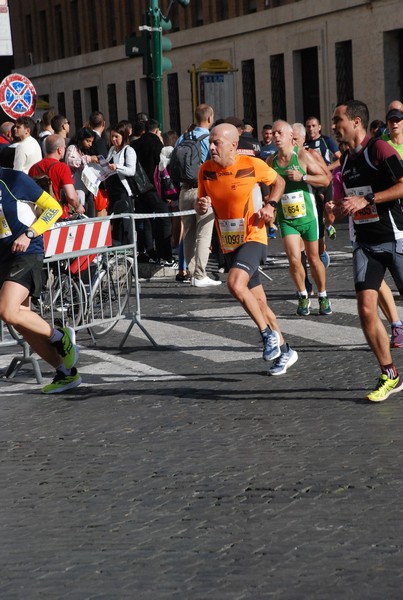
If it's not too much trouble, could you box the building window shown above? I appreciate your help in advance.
[300,47,320,121]
[108,84,118,124]
[383,29,403,107]
[125,0,136,35]
[89,0,99,51]
[126,80,137,125]
[191,0,203,27]
[70,1,81,55]
[85,86,99,115]
[73,90,83,134]
[167,73,181,135]
[54,5,65,59]
[25,14,34,63]
[244,0,257,13]
[107,2,117,47]
[39,11,49,62]
[242,59,258,130]
[57,92,66,116]
[336,41,354,104]
[217,1,229,20]
[170,3,179,32]
[270,54,286,120]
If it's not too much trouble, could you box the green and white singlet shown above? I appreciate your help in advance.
[272,147,318,228]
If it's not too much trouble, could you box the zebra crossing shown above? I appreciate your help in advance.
[0,273,399,396]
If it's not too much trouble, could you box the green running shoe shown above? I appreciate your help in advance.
[319,295,332,315]
[52,327,79,370]
[297,295,310,316]
[366,374,403,402]
[42,368,82,394]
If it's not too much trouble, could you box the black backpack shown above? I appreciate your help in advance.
[169,132,209,185]
[31,162,57,198]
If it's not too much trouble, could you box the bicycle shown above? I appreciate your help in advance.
[80,250,134,338]
[35,258,87,329]
[36,248,134,338]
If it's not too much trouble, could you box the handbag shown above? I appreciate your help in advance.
[124,147,154,196]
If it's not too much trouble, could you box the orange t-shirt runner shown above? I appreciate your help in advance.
[198,154,277,253]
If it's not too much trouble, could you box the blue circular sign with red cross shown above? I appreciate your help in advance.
[0,73,37,119]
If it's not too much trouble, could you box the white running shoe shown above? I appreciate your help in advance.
[191,276,222,287]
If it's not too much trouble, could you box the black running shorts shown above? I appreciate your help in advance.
[353,241,403,295]
[0,253,44,299]
[224,241,267,289]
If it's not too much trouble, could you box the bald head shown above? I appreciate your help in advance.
[272,120,294,152]
[211,122,239,143]
[388,99,403,112]
[0,121,14,140]
[209,123,239,167]
[45,134,66,157]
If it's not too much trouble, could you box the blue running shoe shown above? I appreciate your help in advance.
[268,346,299,376]
[320,251,330,269]
[262,329,281,361]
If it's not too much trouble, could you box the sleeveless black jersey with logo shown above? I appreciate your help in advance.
[340,138,403,244]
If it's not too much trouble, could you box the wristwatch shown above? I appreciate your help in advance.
[302,174,308,182]
[365,193,375,205]
[25,229,35,239]
[267,201,278,209]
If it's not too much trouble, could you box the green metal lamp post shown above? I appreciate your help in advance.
[149,0,190,131]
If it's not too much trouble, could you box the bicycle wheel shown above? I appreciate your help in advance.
[89,255,133,338]
[39,272,87,329]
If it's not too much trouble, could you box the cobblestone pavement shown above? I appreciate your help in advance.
[1,223,403,600]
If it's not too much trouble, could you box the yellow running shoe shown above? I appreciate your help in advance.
[51,327,79,370]
[42,368,82,394]
[366,374,403,402]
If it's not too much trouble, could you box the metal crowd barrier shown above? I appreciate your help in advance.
[0,320,43,383]
[0,209,197,383]
[39,213,151,345]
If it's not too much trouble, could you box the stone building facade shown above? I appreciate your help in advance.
[7,0,403,136]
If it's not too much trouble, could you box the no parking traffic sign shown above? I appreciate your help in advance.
[0,73,37,119]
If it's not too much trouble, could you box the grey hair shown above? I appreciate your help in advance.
[292,122,306,138]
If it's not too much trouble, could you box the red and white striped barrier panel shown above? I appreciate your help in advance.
[43,219,112,257]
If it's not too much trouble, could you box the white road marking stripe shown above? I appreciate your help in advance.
[0,347,184,396]
[116,299,374,357]
[187,305,368,349]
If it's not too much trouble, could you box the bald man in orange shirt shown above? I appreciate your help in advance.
[196,123,298,376]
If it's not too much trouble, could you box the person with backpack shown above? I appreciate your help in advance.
[173,104,220,287]
[28,134,84,220]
